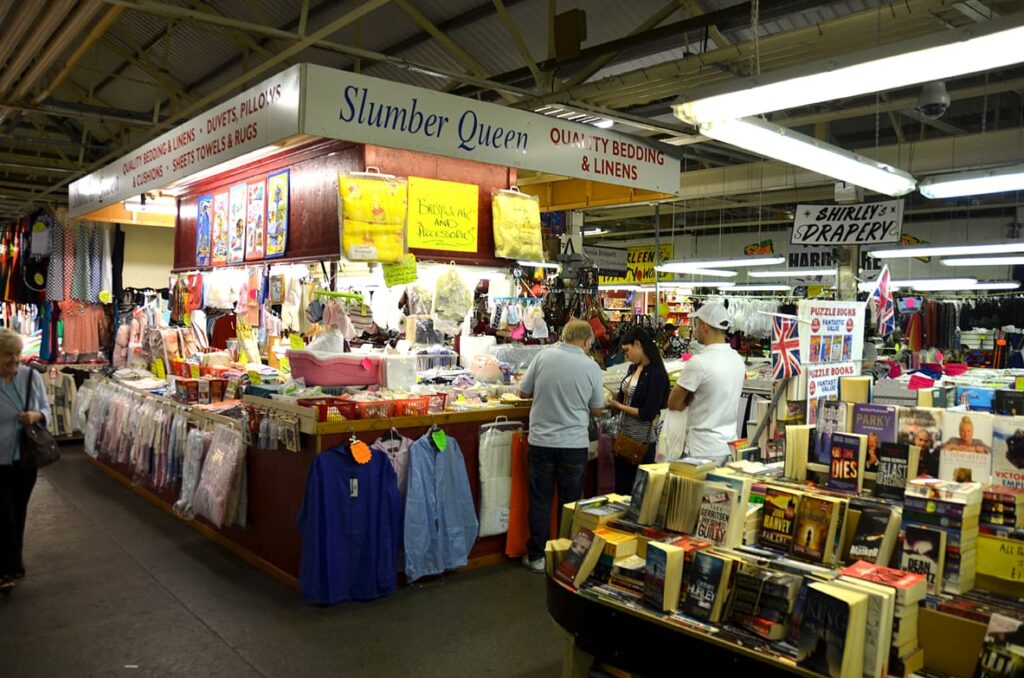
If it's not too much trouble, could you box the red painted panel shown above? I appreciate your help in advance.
[175,140,517,270]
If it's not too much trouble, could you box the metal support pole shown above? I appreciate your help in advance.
[654,202,661,324]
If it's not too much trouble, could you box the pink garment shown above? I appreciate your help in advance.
[59,302,101,356]
[908,374,935,390]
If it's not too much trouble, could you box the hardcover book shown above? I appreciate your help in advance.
[897,407,943,478]
[814,400,851,466]
[839,560,927,605]
[760,486,802,552]
[992,416,1024,490]
[851,403,898,473]
[901,524,947,595]
[828,432,868,494]
[874,442,920,500]
[940,412,994,484]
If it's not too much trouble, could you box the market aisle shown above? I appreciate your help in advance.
[1,447,564,678]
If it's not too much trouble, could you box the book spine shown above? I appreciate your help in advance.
[902,497,975,518]
[902,509,974,530]
[901,520,977,547]
[904,486,978,503]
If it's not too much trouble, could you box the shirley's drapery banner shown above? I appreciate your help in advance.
[791,200,904,245]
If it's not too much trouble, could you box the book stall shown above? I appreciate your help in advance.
[544,263,1024,676]
[59,63,681,604]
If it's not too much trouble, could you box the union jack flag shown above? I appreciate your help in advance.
[771,315,801,380]
[870,264,896,337]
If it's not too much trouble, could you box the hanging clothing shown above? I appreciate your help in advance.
[71,222,90,301]
[403,432,479,582]
[63,222,74,301]
[59,302,102,357]
[89,224,102,303]
[371,433,413,499]
[296,443,402,605]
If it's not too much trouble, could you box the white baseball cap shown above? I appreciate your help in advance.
[692,302,730,331]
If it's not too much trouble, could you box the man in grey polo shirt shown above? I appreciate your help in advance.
[518,319,605,573]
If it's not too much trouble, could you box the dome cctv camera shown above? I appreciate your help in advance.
[916,81,950,119]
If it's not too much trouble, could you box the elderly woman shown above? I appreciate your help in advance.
[0,328,51,593]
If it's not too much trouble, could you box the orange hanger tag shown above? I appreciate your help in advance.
[351,440,372,464]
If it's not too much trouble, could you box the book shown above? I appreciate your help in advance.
[897,407,943,477]
[957,385,996,411]
[975,612,1024,678]
[847,507,900,566]
[731,612,790,640]
[609,554,647,593]
[760,485,802,552]
[903,495,982,519]
[992,416,1024,490]
[554,528,607,588]
[852,403,898,474]
[661,474,704,535]
[874,442,920,500]
[784,423,815,480]
[840,376,873,404]
[573,503,629,534]
[669,457,717,477]
[814,400,851,466]
[792,494,846,565]
[902,508,979,531]
[561,496,609,539]
[905,477,984,504]
[918,386,954,408]
[839,560,928,606]
[694,482,741,547]
[829,576,896,678]
[828,432,868,494]
[626,464,668,526]
[940,412,994,483]
[544,538,573,577]
[798,581,869,678]
[901,524,946,595]
[995,389,1024,416]
[707,470,753,547]
[643,542,685,612]
[683,549,736,623]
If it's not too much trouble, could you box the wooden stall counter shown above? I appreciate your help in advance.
[90,401,532,592]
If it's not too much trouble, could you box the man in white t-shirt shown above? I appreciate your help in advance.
[668,302,745,461]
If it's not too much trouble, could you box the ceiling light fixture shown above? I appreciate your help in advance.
[725,284,792,292]
[600,284,642,292]
[516,260,560,269]
[919,163,1024,199]
[970,281,1022,291]
[941,255,1024,267]
[123,198,177,215]
[655,266,738,277]
[857,277,979,292]
[698,118,917,196]
[673,16,1024,124]
[661,280,736,289]
[583,228,606,236]
[748,268,837,278]
[658,255,785,270]
[868,242,1024,259]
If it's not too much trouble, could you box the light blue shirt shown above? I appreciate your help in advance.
[404,434,479,582]
[519,343,604,449]
[0,366,52,465]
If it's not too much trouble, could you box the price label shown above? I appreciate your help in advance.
[432,429,447,452]
[152,360,166,379]
[189,365,201,379]
[248,370,262,385]
[289,334,305,350]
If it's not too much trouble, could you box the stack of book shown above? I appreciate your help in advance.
[592,528,639,581]
[608,554,646,595]
[570,501,629,538]
[744,503,763,545]
[838,560,927,677]
[681,548,742,623]
[845,505,902,567]
[901,478,983,595]
[729,562,802,640]
[626,464,668,526]
[554,528,607,589]
[658,534,712,606]
[982,484,1024,530]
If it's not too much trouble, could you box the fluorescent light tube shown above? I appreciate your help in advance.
[699,118,916,197]
[123,199,177,215]
[655,265,738,277]
[725,284,792,292]
[674,16,1024,124]
[748,268,836,278]
[600,285,642,291]
[516,260,560,269]
[919,163,1024,199]
[941,255,1024,267]
[910,278,979,291]
[659,255,785,269]
[662,280,736,289]
[971,281,1021,290]
[868,242,1024,259]
[583,228,606,236]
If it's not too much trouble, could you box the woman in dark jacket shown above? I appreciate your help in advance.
[608,328,671,495]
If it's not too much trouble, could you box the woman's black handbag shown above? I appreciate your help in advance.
[18,370,59,469]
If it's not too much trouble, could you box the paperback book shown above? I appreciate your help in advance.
[874,442,920,500]
[897,407,943,478]
[828,432,868,494]
[814,400,851,466]
[992,416,1024,490]
[851,403,898,473]
[760,486,802,552]
[901,524,947,595]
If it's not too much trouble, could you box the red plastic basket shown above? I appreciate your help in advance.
[355,400,396,420]
[394,397,430,417]
[425,393,448,414]
[298,397,356,423]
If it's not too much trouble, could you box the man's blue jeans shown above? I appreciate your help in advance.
[527,445,587,561]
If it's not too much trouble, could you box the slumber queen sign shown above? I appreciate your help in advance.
[302,64,679,194]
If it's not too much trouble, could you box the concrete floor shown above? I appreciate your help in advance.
[0,447,565,677]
